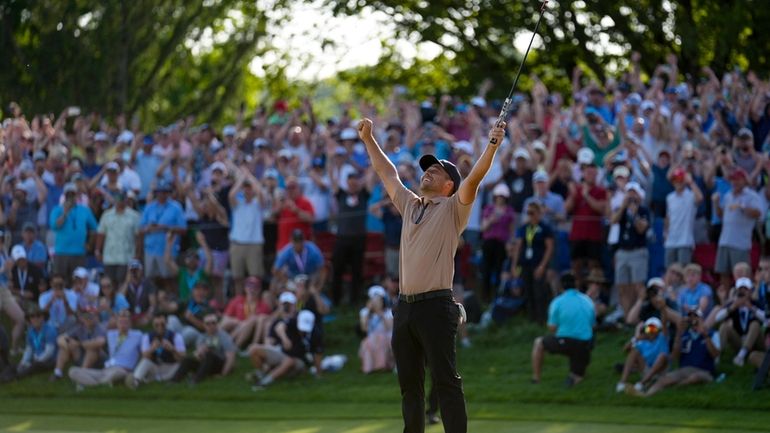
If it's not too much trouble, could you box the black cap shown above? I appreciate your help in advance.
[291,228,305,242]
[419,155,462,195]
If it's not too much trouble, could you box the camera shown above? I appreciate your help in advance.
[646,286,659,299]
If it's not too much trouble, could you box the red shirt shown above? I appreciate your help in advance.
[276,196,314,250]
[569,185,607,242]
[224,295,272,320]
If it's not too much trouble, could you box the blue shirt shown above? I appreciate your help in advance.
[635,332,669,367]
[105,329,143,370]
[135,152,163,200]
[44,182,64,225]
[680,330,719,374]
[49,205,97,255]
[38,289,78,330]
[23,240,48,266]
[677,283,713,315]
[26,323,57,358]
[274,242,324,278]
[548,289,595,341]
[140,200,186,256]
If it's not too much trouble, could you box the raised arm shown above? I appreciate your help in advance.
[457,122,506,205]
[357,118,403,201]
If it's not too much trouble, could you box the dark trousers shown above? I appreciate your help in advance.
[172,352,223,384]
[103,265,128,288]
[331,235,366,305]
[480,239,506,301]
[521,267,549,325]
[392,296,466,433]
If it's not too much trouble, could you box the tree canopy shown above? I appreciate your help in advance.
[0,0,281,126]
[328,0,770,99]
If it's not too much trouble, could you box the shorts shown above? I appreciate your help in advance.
[665,247,693,267]
[230,243,264,279]
[0,286,14,311]
[542,335,592,377]
[715,246,750,274]
[261,346,305,374]
[570,240,602,262]
[144,255,173,279]
[210,250,230,278]
[614,248,649,284]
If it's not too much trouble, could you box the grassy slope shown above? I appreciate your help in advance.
[1,312,769,430]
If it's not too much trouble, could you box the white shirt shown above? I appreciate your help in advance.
[230,194,264,244]
[665,188,698,248]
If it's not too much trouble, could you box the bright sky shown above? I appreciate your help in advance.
[247,1,621,81]
[250,1,443,81]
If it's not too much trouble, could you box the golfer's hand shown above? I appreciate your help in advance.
[357,118,374,141]
[488,122,506,145]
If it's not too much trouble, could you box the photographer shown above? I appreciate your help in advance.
[49,183,97,282]
[611,182,650,317]
[628,309,720,397]
[358,286,393,373]
[714,278,765,367]
[616,317,669,394]
[626,278,681,327]
[127,314,185,389]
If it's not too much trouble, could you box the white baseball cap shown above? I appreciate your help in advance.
[105,161,120,171]
[577,147,595,165]
[613,166,630,179]
[453,140,474,155]
[367,285,387,300]
[532,170,549,183]
[644,317,663,331]
[625,181,646,201]
[513,148,530,161]
[340,128,358,141]
[470,96,486,107]
[736,277,753,290]
[640,100,656,112]
[492,183,511,198]
[94,131,109,142]
[532,140,547,152]
[117,130,134,144]
[223,125,237,136]
[11,245,26,261]
[210,161,227,173]
[73,267,89,279]
[297,310,315,332]
[278,291,297,305]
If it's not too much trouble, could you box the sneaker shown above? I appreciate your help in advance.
[615,382,626,393]
[125,376,138,390]
[633,382,644,393]
[426,413,440,425]
[461,337,472,348]
[733,354,745,367]
[625,385,644,397]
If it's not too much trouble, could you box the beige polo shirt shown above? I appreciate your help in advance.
[392,184,472,295]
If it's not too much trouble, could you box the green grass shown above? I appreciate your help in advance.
[2,311,770,432]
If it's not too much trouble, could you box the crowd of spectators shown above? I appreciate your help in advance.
[2,51,770,398]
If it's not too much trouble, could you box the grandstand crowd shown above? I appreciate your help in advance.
[2,52,770,400]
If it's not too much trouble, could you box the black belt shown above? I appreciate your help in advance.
[398,289,452,304]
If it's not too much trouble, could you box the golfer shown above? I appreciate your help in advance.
[358,118,505,433]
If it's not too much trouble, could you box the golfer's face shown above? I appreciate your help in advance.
[421,165,448,190]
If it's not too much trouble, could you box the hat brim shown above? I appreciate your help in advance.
[419,155,461,194]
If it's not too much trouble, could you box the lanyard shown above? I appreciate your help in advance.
[130,282,144,304]
[293,249,307,273]
[524,224,540,248]
[31,327,45,352]
[18,269,28,292]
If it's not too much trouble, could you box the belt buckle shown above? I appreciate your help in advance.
[404,294,416,303]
